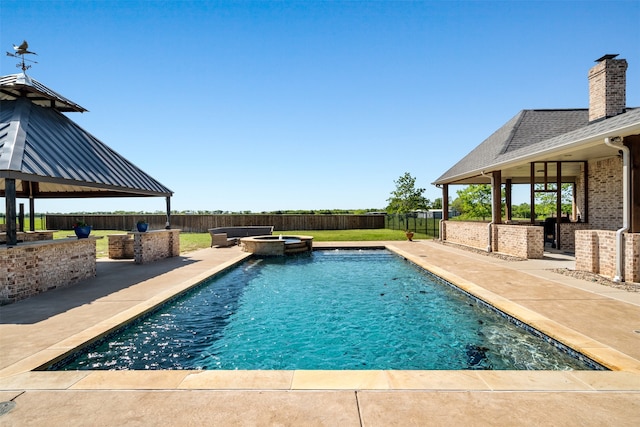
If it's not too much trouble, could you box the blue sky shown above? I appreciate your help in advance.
[2,0,639,213]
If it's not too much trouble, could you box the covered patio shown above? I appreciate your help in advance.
[433,55,640,283]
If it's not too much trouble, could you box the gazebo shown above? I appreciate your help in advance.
[1,72,173,246]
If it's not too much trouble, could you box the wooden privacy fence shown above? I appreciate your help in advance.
[45,214,385,232]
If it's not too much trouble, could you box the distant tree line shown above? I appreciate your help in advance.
[28,208,385,216]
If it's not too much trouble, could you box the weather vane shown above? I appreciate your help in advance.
[6,40,38,72]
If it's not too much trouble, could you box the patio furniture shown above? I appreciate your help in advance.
[208,226,274,247]
[544,217,556,248]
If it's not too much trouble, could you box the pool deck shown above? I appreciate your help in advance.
[1,240,639,426]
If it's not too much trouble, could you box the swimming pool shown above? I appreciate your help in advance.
[52,250,599,371]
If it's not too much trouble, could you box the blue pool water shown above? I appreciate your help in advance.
[54,250,597,371]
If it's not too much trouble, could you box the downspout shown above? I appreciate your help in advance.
[604,136,629,282]
[481,171,493,253]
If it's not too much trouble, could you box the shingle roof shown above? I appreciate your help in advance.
[0,95,172,198]
[433,108,640,185]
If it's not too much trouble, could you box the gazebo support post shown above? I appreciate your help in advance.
[19,203,25,232]
[165,196,171,229]
[29,181,36,231]
[29,194,35,231]
[4,178,18,246]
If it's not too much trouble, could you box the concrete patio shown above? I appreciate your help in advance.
[0,240,639,426]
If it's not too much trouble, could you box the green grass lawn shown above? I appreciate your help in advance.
[52,229,430,258]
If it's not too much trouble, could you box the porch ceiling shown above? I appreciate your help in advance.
[470,142,612,185]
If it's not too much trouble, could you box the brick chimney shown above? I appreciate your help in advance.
[588,54,628,122]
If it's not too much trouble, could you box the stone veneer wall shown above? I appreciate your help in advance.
[571,154,638,282]
[108,234,135,259]
[625,233,640,283]
[21,231,55,242]
[494,224,544,259]
[557,222,591,252]
[576,156,623,230]
[0,238,96,305]
[442,221,543,258]
[0,231,54,244]
[575,230,615,277]
[133,230,180,264]
[575,230,640,282]
[442,221,489,251]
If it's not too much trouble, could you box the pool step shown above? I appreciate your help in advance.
[284,241,310,254]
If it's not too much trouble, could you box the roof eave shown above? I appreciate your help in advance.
[432,119,640,186]
[0,172,173,198]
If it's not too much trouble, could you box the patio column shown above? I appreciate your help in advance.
[492,170,502,224]
[441,184,449,241]
[505,178,512,221]
[529,163,536,224]
[4,178,17,246]
[442,185,449,220]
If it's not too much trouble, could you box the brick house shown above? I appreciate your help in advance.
[433,55,640,283]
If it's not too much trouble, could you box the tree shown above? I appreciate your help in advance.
[512,202,531,219]
[534,183,573,218]
[386,172,430,214]
[454,184,493,220]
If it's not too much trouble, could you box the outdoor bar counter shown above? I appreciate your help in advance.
[0,230,55,244]
[108,229,180,264]
[0,237,98,305]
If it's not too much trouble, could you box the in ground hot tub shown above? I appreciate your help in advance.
[240,234,313,256]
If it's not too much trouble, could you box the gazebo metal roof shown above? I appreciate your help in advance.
[1,72,173,244]
[1,73,173,199]
[0,73,87,113]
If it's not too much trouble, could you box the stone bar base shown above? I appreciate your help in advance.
[108,230,180,264]
[0,238,97,305]
[108,234,135,259]
[134,229,180,264]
